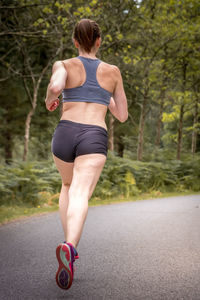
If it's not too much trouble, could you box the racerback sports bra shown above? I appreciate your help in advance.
[62,56,112,106]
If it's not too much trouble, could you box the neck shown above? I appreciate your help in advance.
[78,50,97,59]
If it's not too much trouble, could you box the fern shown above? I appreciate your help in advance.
[0,155,199,206]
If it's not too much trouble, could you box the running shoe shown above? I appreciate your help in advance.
[56,243,78,290]
[64,241,79,260]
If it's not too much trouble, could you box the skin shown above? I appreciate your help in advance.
[45,37,128,249]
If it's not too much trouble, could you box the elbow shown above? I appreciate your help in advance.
[118,111,128,123]
[49,83,62,96]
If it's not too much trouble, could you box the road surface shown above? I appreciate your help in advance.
[0,195,200,300]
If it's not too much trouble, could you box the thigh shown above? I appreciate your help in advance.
[70,154,106,199]
[53,155,74,185]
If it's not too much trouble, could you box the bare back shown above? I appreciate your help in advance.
[61,58,118,129]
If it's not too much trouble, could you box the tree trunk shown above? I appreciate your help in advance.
[117,139,124,157]
[23,90,37,161]
[177,104,184,160]
[108,112,114,151]
[137,93,148,161]
[22,55,53,161]
[3,114,13,164]
[191,99,198,155]
[155,93,164,146]
[177,61,187,160]
[23,108,35,161]
[4,131,12,164]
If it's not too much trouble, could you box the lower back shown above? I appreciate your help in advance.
[61,102,108,129]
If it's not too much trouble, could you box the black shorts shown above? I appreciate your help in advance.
[51,120,108,162]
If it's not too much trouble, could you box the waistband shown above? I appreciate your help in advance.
[58,119,107,133]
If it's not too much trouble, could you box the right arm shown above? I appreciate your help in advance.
[108,66,128,123]
[45,60,67,111]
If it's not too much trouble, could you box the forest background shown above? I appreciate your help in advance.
[0,0,200,221]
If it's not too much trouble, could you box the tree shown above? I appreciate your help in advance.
[0,0,73,161]
[0,0,200,163]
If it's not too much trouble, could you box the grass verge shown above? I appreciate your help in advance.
[0,204,59,225]
[0,191,199,225]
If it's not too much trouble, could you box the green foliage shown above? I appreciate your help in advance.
[93,154,140,199]
[0,161,61,206]
[0,154,199,207]
[93,153,200,199]
[175,158,200,191]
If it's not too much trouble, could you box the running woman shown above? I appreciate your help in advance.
[45,19,128,290]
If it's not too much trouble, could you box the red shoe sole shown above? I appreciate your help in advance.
[55,244,73,290]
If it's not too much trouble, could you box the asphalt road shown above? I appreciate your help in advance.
[0,195,200,300]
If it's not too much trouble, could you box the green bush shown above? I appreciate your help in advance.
[176,158,200,191]
[93,153,200,199]
[0,154,199,206]
[0,161,61,206]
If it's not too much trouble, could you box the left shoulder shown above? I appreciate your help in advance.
[99,60,121,76]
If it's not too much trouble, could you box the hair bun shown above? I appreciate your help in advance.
[74,19,101,53]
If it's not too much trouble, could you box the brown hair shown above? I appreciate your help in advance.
[73,19,101,53]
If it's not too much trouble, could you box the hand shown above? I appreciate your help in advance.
[47,99,60,111]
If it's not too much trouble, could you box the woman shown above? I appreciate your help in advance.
[45,19,128,290]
